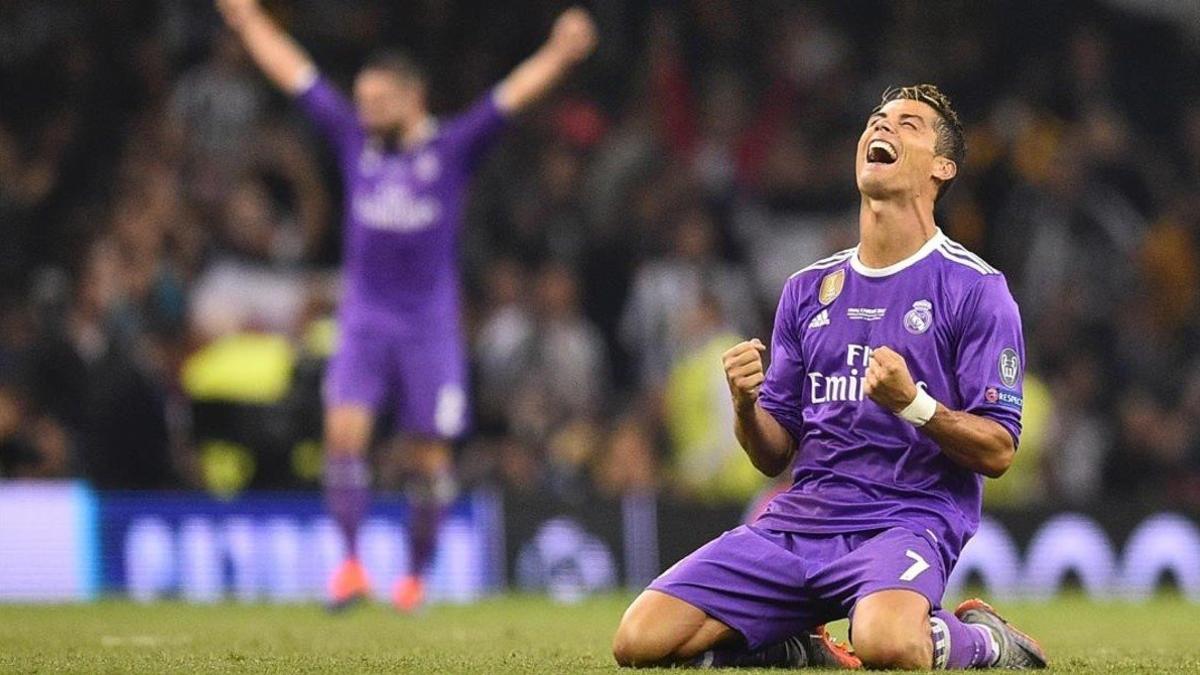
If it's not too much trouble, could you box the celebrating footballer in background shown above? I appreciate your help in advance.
[613,85,1048,670]
[216,0,597,611]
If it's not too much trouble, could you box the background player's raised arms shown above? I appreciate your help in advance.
[217,0,597,114]
[216,0,315,94]
[494,8,597,113]
[722,339,795,477]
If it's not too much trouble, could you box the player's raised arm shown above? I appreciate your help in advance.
[494,7,598,114]
[216,0,316,95]
[723,339,796,477]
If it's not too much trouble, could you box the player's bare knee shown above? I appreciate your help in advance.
[324,407,372,453]
[609,632,646,667]
[612,594,698,667]
[409,438,452,474]
[852,590,932,669]
[876,636,931,670]
[325,429,367,455]
[853,622,931,670]
[611,618,673,667]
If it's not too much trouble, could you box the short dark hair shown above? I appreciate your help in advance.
[361,49,427,87]
[874,84,965,201]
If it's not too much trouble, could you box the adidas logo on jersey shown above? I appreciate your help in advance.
[808,309,831,329]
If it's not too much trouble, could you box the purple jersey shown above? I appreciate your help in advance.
[756,229,1024,571]
[297,75,506,328]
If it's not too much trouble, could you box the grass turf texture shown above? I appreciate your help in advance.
[0,594,1196,673]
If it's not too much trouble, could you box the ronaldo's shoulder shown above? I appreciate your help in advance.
[931,236,1003,281]
[781,247,856,305]
[930,237,1020,318]
[786,247,856,284]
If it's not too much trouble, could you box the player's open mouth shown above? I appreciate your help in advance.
[866,139,898,164]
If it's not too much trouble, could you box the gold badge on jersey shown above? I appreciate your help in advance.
[819,269,845,305]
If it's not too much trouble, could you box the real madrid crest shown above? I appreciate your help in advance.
[819,269,845,305]
[904,299,933,335]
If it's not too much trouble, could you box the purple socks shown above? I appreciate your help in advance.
[324,453,458,580]
[407,501,442,576]
[930,609,998,669]
[323,454,371,558]
[405,468,457,577]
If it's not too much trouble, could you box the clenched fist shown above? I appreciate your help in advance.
[547,7,598,65]
[864,345,919,412]
[722,339,767,412]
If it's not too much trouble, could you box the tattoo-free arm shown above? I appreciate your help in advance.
[494,7,596,114]
[217,0,316,94]
[734,402,796,478]
[921,405,1015,478]
[866,345,1016,479]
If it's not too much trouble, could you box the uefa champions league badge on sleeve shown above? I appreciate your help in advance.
[819,269,845,305]
[998,348,1020,387]
[903,300,933,335]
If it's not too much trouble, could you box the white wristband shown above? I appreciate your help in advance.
[896,388,938,427]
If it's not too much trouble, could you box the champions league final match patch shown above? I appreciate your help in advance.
[847,307,887,321]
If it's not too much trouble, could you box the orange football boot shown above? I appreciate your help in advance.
[391,575,426,613]
[327,558,371,611]
[805,624,862,669]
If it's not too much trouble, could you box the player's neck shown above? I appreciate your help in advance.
[401,115,435,148]
[856,196,938,269]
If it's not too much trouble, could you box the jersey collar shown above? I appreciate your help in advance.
[850,228,946,278]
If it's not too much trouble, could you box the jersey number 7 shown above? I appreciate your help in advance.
[900,549,931,581]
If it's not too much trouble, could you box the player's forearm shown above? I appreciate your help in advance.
[495,8,595,113]
[494,46,576,114]
[225,5,315,95]
[921,405,1015,478]
[734,402,796,478]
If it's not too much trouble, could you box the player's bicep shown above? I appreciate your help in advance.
[953,276,1025,447]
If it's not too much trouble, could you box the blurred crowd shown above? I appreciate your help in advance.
[2,0,1200,509]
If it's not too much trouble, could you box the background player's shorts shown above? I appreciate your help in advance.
[323,318,469,440]
[648,524,945,650]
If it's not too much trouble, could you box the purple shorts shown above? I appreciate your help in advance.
[648,525,945,650]
[323,318,469,440]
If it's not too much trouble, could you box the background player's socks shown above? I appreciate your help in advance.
[392,469,457,612]
[931,610,998,669]
[323,454,371,557]
[405,468,458,576]
[408,500,441,576]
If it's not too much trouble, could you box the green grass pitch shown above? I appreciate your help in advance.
[1,594,1197,673]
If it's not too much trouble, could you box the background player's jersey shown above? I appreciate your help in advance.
[756,229,1024,571]
[297,76,506,330]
